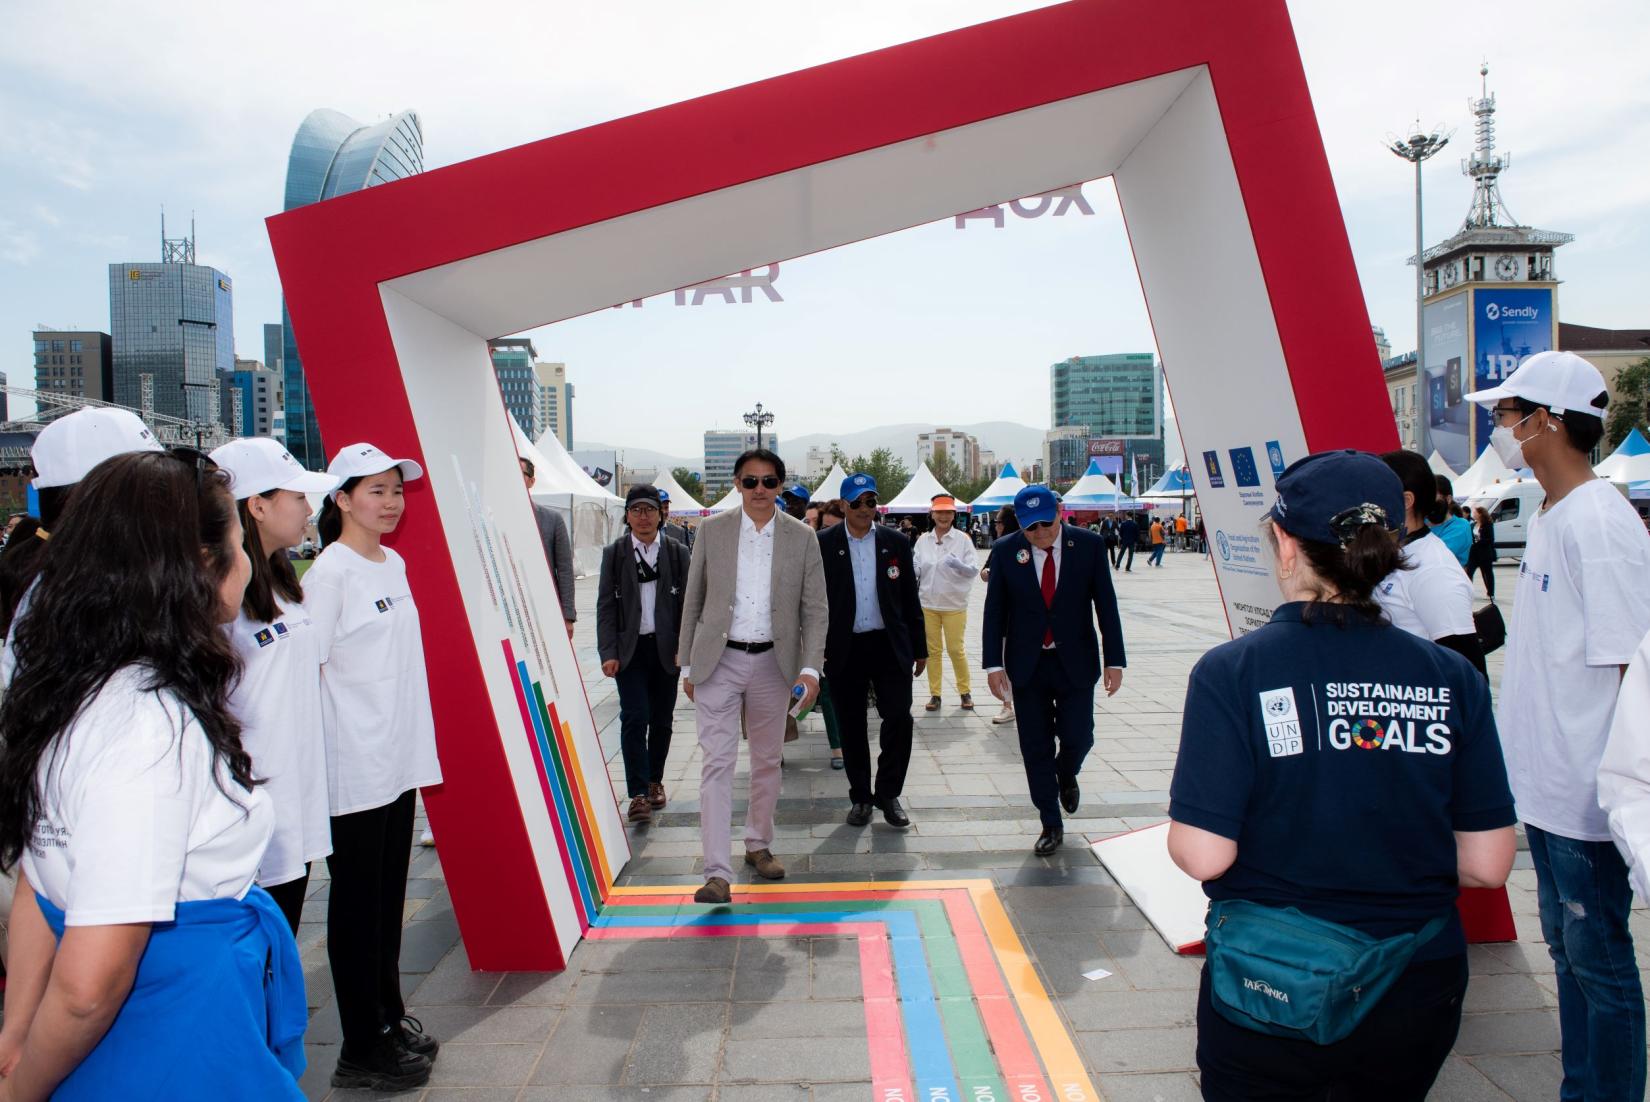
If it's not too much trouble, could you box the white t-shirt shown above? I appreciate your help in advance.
[304,543,442,815]
[227,594,333,887]
[1374,531,1475,642]
[23,667,272,926]
[1599,627,1650,898]
[1499,479,1650,841]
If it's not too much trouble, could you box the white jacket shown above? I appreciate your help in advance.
[1599,627,1650,898]
[913,527,978,612]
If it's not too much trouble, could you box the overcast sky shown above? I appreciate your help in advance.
[3,1,1645,456]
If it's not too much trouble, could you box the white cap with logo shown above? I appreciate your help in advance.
[31,408,164,489]
[326,442,425,483]
[210,437,341,501]
[1463,350,1609,416]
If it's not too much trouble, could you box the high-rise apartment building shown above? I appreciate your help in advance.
[703,430,780,497]
[231,358,285,439]
[917,427,981,479]
[280,108,424,467]
[487,339,540,439]
[804,444,838,483]
[535,361,573,449]
[109,226,235,425]
[1049,353,1165,480]
[31,328,113,418]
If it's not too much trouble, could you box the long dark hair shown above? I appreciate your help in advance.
[238,493,304,624]
[0,451,255,870]
[996,504,1020,536]
[0,485,74,637]
[1380,450,1445,526]
[1266,522,1405,623]
[316,475,364,548]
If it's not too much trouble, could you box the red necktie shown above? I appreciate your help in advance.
[1040,551,1056,646]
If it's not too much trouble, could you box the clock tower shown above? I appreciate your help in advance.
[1414,65,1572,473]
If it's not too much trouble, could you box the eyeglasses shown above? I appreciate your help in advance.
[1490,404,1533,426]
[847,496,879,510]
[1023,520,1055,531]
[626,503,659,514]
[739,475,782,490]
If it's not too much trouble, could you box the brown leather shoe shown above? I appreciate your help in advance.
[743,848,786,880]
[925,695,942,711]
[647,783,667,809]
[959,693,975,710]
[693,877,731,904]
[626,795,652,823]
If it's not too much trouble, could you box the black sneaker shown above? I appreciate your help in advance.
[332,1036,432,1091]
[392,1015,440,1059]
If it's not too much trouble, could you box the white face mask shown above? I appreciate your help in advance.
[1489,411,1537,469]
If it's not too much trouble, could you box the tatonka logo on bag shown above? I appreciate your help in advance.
[1243,977,1290,1003]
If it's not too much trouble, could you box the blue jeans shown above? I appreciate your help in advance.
[1526,825,1646,1102]
[1148,543,1165,566]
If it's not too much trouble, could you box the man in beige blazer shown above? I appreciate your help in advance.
[679,449,827,904]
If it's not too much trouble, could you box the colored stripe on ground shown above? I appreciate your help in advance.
[609,880,1099,1102]
[601,910,960,1100]
[587,921,912,1100]
[501,641,589,929]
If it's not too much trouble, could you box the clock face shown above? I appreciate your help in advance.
[1441,263,1459,288]
[1494,255,1521,281]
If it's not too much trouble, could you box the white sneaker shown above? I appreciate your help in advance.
[419,829,436,847]
[992,701,1016,725]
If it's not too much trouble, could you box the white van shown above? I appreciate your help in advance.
[1464,481,1545,563]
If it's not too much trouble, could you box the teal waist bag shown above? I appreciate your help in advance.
[1204,899,1449,1046]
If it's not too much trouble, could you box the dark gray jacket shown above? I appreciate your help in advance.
[596,531,691,670]
[534,503,577,623]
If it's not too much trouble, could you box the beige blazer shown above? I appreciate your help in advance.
[678,507,827,687]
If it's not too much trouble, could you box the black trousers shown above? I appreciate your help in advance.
[615,635,678,798]
[1466,545,1496,597]
[1196,953,1468,1101]
[830,629,914,805]
[264,864,311,937]
[327,789,416,1055]
[1012,650,1096,829]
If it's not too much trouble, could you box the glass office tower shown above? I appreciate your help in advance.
[279,109,423,467]
[110,263,235,423]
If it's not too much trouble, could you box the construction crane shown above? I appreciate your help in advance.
[0,384,234,449]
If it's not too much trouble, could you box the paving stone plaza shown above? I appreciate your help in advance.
[297,548,1639,1101]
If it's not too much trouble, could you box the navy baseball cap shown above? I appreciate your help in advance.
[841,472,877,501]
[1263,450,1404,545]
[1013,484,1059,527]
[625,484,663,510]
[782,482,810,502]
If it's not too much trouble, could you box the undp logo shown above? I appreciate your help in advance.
[1216,530,1231,562]
[1485,302,1501,321]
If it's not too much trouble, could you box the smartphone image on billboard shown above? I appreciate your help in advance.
[1446,356,1462,406]
[1429,371,1447,428]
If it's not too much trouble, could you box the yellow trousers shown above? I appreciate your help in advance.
[923,607,971,696]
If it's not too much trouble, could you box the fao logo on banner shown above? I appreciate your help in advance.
[1216,530,1231,562]
[1485,302,1501,321]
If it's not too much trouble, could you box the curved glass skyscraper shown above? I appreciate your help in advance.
[280,109,423,468]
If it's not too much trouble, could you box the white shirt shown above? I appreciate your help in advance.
[24,667,273,926]
[729,508,776,644]
[631,532,661,635]
[1599,627,1650,897]
[914,527,978,612]
[985,535,1062,673]
[305,543,444,815]
[1498,480,1650,841]
[226,594,333,887]
[846,525,886,633]
[1375,531,1476,642]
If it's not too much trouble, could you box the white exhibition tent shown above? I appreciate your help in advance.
[968,462,1027,510]
[650,467,706,515]
[1596,428,1650,483]
[519,417,625,576]
[1137,466,1195,503]
[882,462,959,514]
[705,484,743,513]
[1452,445,1526,499]
[810,463,851,502]
[1062,457,1142,511]
[1426,451,1460,482]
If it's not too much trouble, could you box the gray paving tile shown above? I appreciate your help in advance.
[406,947,504,1006]
[1063,986,1197,1031]
[1467,1052,1566,1102]
[572,968,734,1004]
[1096,1071,1205,1102]
[532,1003,645,1084]
[1463,971,1559,1013]
[425,1042,545,1087]
[1453,1009,1562,1056]
[715,1086,817,1102]
[720,1036,870,1083]
[486,966,579,1006]
[809,1086,878,1102]
[1097,930,1205,991]
[399,1004,560,1044]
[1079,1025,1198,1073]
[727,997,865,1039]
[625,1003,728,1085]
[1428,1055,1518,1101]
[520,1088,712,1102]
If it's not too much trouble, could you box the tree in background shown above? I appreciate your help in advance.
[670,467,705,503]
[926,450,993,508]
[846,448,912,501]
[1605,357,1650,449]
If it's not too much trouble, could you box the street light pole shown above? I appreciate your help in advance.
[1388,124,1449,459]
[742,402,774,450]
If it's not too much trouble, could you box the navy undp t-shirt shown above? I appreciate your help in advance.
[1169,602,1515,962]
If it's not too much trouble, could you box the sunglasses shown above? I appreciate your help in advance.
[739,475,782,490]
[1023,520,1055,531]
[847,496,879,510]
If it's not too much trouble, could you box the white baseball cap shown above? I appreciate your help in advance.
[1463,350,1609,417]
[210,437,341,501]
[326,442,424,483]
[32,408,164,489]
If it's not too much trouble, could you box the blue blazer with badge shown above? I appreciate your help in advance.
[818,523,926,673]
[981,524,1126,688]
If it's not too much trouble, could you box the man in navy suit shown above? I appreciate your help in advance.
[982,484,1127,854]
[819,473,927,828]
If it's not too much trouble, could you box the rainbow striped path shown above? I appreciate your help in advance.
[597,880,1099,1102]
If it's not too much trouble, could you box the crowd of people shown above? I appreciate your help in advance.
[0,349,1646,1099]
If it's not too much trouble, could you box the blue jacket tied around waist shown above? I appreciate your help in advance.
[36,887,306,1100]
